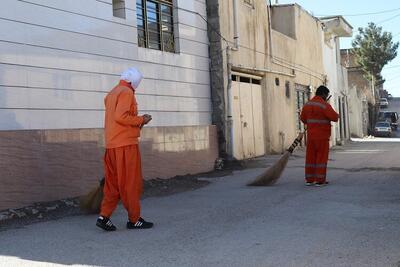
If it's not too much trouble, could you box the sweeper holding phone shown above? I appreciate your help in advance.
[96,67,154,231]
[300,85,339,187]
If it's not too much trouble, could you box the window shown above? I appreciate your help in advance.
[113,0,126,19]
[295,84,309,132]
[240,76,251,83]
[285,81,290,99]
[232,73,261,84]
[136,0,175,52]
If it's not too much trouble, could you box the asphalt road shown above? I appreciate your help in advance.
[1,140,400,267]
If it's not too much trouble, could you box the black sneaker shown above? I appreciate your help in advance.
[96,216,117,231]
[315,181,330,187]
[127,217,154,229]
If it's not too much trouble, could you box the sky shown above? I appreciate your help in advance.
[276,0,400,96]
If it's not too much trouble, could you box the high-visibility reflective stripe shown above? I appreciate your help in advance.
[306,164,328,168]
[305,102,327,109]
[306,119,330,124]
[305,174,326,178]
[305,102,326,109]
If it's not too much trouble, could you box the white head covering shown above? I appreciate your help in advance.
[120,67,143,89]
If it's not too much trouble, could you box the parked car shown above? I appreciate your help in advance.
[387,94,393,100]
[374,121,392,137]
[380,98,389,108]
[378,111,398,130]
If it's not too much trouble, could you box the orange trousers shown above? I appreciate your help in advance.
[305,139,329,183]
[100,144,143,222]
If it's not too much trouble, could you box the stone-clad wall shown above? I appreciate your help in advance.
[0,125,218,210]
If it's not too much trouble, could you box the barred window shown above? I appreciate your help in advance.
[136,0,175,53]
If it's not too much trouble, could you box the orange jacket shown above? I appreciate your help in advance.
[300,96,339,140]
[104,80,144,148]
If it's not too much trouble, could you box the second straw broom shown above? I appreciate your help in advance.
[247,132,305,186]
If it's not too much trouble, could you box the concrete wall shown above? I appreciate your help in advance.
[341,49,370,136]
[341,50,374,103]
[0,0,218,210]
[322,35,340,145]
[348,70,371,135]
[271,5,296,39]
[290,5,325,87]
[209,2,327,155]
[208,0,325,156]
[267,31,298,153]
[322,33,351,144]
[338,65,351,140]
[218,0,270,69]
[269,4,326,153]
[348,85,367,137]
[208,0,272,157]
[206,0,228,157]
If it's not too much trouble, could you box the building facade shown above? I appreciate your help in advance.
[320,16,352,144]
[0,0,217,210]
[341,48,372,136]
[270,4,328,151]
[207,1,337,159]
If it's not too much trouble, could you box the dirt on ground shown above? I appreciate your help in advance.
[0,164,246,232]
[0,155,293,231]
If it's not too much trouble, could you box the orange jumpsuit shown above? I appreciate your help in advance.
[100,80,145,222]
[300,96,339,184]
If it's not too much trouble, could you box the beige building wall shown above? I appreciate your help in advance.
[215,0,272,156]
[213,2,327,155]
[269,4,326,153]
[218,0,271,70]
[347,86,367,137]
[320,16,353,145]
[341,49,371,136]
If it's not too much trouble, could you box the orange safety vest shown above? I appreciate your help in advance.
[300,96,339,140]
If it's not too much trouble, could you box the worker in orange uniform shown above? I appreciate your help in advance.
[96,67,153,231]
[300,85,339,187]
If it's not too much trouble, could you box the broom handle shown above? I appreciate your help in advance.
[287,128,306,153]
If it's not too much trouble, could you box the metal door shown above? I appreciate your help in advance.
[231,76,265,160]
[239,82,256,158]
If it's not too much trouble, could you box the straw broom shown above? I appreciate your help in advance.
[79,122,150,214]
[247,132,305,186]
[79,177,105,214]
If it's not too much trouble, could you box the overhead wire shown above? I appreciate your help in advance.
[177,5,326,78]
[316,7,400,17]
[376,12,400,25]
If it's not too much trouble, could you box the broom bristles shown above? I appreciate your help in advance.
[80,178,105,214]
[247,151,290,186]
[247,132,304,186]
